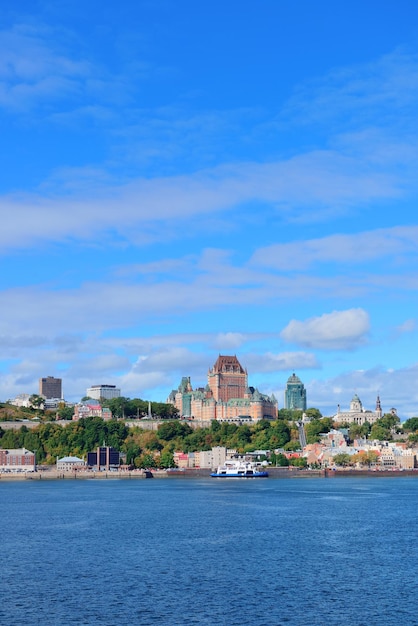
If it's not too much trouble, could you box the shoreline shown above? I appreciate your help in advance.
[1,467,418,481]
[0,469,158,481]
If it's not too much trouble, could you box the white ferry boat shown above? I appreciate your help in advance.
[210,460,268,478]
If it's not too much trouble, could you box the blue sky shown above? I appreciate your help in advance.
[2,0,418,417]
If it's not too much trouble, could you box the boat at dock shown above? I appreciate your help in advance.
[211,460,268,478]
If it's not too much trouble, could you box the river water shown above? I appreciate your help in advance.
[1,475,417,625]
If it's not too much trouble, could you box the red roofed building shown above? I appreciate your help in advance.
[167,355,278,423]
[208,355,248,402]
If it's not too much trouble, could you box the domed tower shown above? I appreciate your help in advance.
[284,373,307,411]
[350,394,363,413]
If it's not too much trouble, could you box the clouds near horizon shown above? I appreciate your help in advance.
[1,2,418,419]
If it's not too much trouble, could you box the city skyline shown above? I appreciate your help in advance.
[1,2,418,417]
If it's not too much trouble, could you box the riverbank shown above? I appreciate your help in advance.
[1,466,417,481]
[0,469,157,480]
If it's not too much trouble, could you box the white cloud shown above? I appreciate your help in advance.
[0,145,406,253]
[284,49,418,131]
[307,364,418,419]
[243,351,319,373]
[280,309,370,350]
[251,226,418,271]
[212,333,247,350]
[0,24,92,110]
[395,319,416,334]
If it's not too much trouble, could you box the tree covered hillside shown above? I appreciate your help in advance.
[0,416,293,468]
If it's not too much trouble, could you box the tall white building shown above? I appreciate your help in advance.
[333,394,382,425]
[86,385,121,400]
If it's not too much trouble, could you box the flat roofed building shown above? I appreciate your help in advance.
[87,385,121,400]
[39,376,62,400]
[87,446,120,470]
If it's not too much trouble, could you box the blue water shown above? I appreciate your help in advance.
[1,476,417,625]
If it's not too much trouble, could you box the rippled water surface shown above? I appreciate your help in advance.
[1,476,417,625]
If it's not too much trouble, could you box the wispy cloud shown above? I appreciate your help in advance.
[251,226,418,271]
[284,48,418,131]
[243,351,319,373]
[0,23,91,110]
[0,151,404,252]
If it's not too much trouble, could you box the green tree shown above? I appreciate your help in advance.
[124,441,142,465]
[278,408,303,421]
[348,424,363,440]
[305,408,323,420]
[284,441,300,451]
[270,452,289,466]
[29,395,44,410]
[370,422,392,441]
[152,402,180,419]
[102,397,130,419]
[157,421,193,441]
[271,421,291,447]
[160,450,175,468]
[305,418,331,444]
[57,405,74,420]
[333,453,352,467]
[289,457,307,468]
[403,417,418,432]
[135,452,156,468]
[379,413,400,429]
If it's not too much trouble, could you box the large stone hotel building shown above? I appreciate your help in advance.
[167,355,278,422]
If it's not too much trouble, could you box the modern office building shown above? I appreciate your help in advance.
[87,446,120,470]
[167,355,278,422]
[39,376,62,399]
[86,384,121,400]
[284,373,307,411]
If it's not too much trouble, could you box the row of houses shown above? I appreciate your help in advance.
[171,431,418,471]
[302,430,416,470]
[72,401,112,421]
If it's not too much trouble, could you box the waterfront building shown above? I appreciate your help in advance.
[173,452,190,468]
[284,373,307,411]
[39,376,62,399]
[167,355,278,422]
[86,384,121,400]
[173,447,230,469]
[57,456,85,472]
[87,446,120,470]
[333,394,382,426]
[0,448,35,472]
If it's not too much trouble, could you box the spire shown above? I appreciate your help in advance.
[375,395,382,417]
